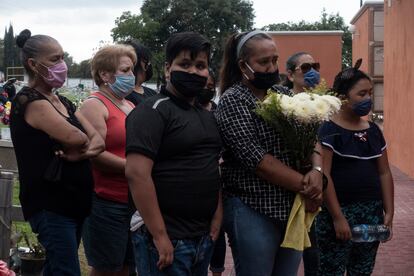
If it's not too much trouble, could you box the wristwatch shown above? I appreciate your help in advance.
[313,166,328,191]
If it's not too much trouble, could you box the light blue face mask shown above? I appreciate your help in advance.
[108,75,135,98]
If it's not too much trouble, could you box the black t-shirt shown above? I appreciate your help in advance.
[125,86,157,106]
[126,86,222,239]
[10,87,93,220]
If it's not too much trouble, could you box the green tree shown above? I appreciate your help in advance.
[63,51,91,79]
[3,25,21,71]
[77,59,91,79]
[64,51,78,78]
[111,0,255,83]
[263,10,352,68]
[0,38,4,72]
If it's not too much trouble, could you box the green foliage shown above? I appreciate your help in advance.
[11,180,37,250]
[255,92,283,126]
[64,51,91,79]
[111,0,255,80]
[303,79,333,95]
[3,25,22,72]
[58,87,91,107]
[263,9,352,68]
[0,38,4,72]
[22,232,45,259]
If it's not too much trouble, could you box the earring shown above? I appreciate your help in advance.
[242,73,250,80]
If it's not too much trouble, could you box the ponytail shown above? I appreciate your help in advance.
[219,34,242,95]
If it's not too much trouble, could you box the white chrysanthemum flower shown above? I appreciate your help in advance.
[321,95,342,112]
[313,97,330,120]
[280,95,295,116]
[293,92,311,101]
[292,101,315,123]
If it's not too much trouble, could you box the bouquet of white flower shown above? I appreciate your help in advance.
[256,81,341,171]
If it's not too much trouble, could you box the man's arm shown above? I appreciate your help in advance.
[125,153,173,270]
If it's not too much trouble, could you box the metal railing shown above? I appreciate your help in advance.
[0,171,24,262]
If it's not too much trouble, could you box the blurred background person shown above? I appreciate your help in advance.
[284,51,320,93]
[285,51,322,276]
[125,40,157,106]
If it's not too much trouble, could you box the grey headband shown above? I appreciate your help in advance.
[236,30,266,59]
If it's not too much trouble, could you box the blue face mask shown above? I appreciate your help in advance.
[303,68,320,88]
[108,75,135,98]
[352,98,372,116]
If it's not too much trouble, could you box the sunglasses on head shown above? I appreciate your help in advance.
[295,62,320,73]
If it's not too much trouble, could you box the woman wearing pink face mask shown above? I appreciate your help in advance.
[10,29,104,275]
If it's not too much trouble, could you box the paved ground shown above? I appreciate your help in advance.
[212,166,414,276]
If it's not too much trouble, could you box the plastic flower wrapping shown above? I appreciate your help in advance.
[256,81,341,169]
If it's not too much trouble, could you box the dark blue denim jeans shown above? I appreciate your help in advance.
[28,210,84,276]
[223,196,302,276]
[131,228,214,276]
[209,229,226,273]
[303,222,320,276]
[82,194,135,271]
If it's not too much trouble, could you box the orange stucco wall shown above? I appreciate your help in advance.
[268,33,343,87]
[384,1,414,177]
[352,10,370,72]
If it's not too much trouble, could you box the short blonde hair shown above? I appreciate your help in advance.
[91,44,137,86]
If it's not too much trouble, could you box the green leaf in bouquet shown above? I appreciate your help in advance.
[303,79,336,96]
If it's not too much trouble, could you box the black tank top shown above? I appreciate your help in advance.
[10,87,93,220]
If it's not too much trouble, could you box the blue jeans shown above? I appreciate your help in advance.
[131,228,214,276]
[209,229,226,273]
[28,210,84,276]
[303,222,320,276]
[223,197,302,276]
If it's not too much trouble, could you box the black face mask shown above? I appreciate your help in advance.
[145,63,153,82]
[197,88,216,105]
[170,71,207,98]
[245,63,280,90]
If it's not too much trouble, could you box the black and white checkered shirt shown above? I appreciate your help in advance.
[215,82,295,221]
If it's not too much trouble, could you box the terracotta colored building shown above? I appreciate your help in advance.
[383,0,414,177]
[350,1,384,113]
[267,31,343,87]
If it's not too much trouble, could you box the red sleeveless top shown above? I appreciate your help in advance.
[90,92,133,203]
